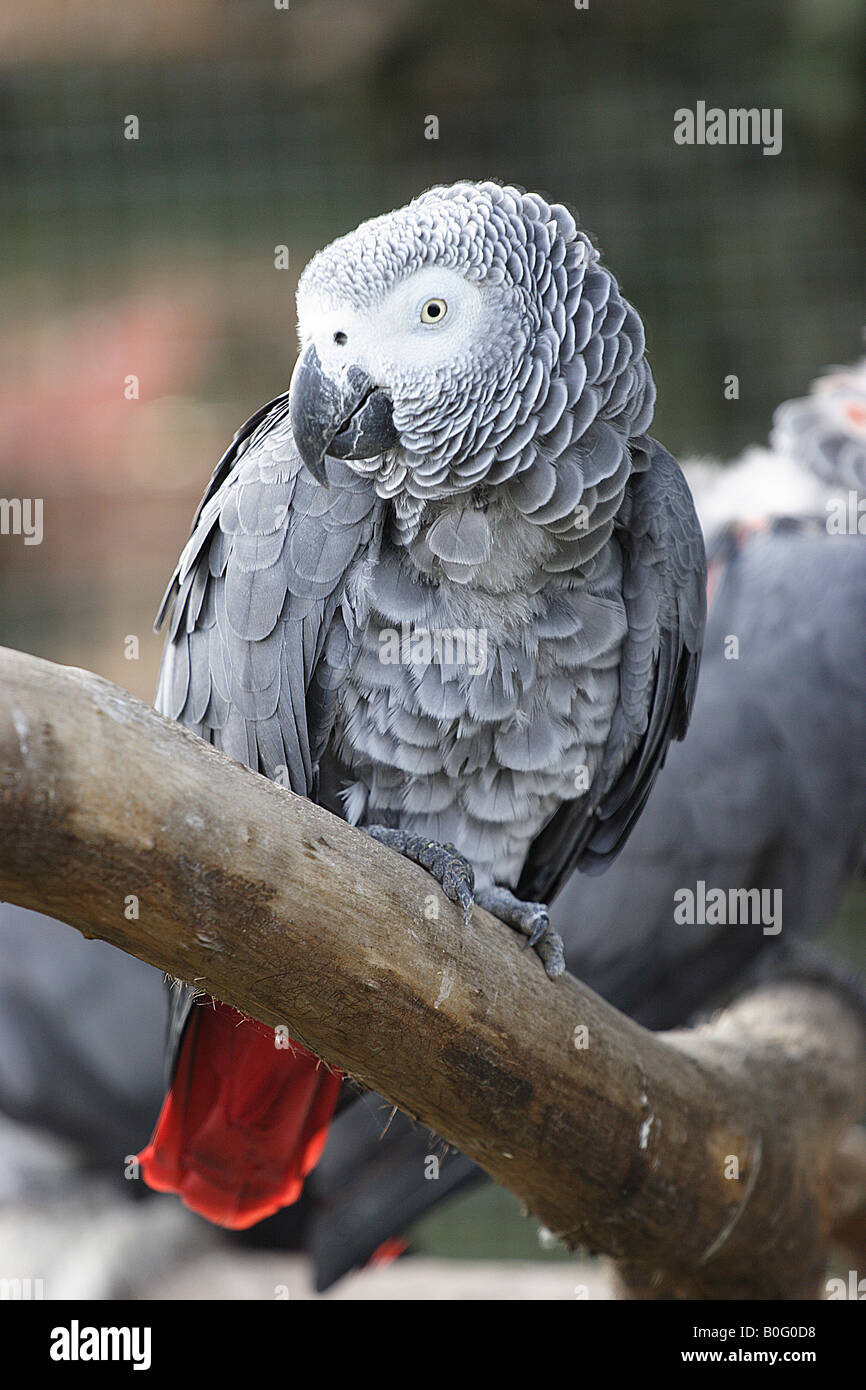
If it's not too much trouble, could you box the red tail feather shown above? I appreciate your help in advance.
[138,1002,342,1229]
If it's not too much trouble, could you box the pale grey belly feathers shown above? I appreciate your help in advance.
[332,501,628,890]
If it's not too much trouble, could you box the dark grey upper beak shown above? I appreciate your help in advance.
[289,345,397,486]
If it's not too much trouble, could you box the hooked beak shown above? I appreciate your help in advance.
[289,344,397,486]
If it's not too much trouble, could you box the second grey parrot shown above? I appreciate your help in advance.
[137,181,706,1229]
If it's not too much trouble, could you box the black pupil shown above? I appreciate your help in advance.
[427,302,441,317]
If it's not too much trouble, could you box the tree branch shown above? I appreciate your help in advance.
[1,644,864,1298]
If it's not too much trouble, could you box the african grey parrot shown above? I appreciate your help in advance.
[301,347,866,1289]
[6,340,865,1294]
[135,180,706,1229]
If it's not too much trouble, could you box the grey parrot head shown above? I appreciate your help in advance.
[291,181,655,532]
[770,351,866,493]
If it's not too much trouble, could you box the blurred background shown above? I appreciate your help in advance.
[0,0,864,1297]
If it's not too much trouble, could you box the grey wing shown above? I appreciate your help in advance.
[156,396,382,795]
[156,397,381,1070]
[155,393,294,632]
[518,438,707,904]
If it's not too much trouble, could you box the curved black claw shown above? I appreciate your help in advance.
[365,826,475,925]
[474,886,566,979]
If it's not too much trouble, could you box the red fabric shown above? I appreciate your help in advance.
[137,1002,342,1229]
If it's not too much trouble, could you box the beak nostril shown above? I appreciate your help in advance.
[333,331,347,345]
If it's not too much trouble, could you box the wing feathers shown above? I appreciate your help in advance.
[518,438,706,902]
[155,397,381,798]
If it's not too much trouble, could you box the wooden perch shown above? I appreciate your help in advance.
[1,643,864,1299]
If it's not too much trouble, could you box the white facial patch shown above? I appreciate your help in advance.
[297,267,498,393]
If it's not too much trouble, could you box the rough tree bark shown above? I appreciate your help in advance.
[0,645,864,1299]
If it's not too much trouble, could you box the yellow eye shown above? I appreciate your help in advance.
[420,298,447,324]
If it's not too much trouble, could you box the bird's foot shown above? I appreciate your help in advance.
[474,886,566,979]
[364,829,564,978]
[365,827,475,926]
